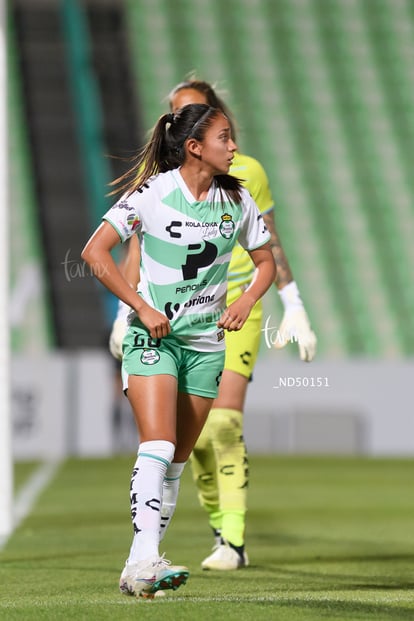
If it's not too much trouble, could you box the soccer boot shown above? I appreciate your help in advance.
[119,554,189,598]
[201,539,249,570]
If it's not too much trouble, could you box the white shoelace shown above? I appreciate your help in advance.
[152,553,171,568]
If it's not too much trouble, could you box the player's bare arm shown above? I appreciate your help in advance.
[262,211,293,289]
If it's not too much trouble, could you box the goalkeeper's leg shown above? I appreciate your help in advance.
[210,364,251,546]
[190,418,223,537]
[199,373,250,571]
[209,404,248,547]
[190,401,249,548]
[191,298,261,569]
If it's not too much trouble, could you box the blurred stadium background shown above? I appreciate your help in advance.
[6,0,414,469]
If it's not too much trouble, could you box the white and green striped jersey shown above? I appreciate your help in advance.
[103,168,270,352]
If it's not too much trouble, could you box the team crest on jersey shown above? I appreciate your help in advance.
[140,349,160,365]
[219,213,235,239]
[127,213,140,231]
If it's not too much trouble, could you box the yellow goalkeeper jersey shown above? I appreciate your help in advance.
[228,151,274,292]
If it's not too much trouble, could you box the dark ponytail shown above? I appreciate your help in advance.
[108,112,177,196]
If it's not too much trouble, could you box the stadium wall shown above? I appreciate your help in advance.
[10,351,414,459]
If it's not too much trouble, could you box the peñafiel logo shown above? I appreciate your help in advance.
[176,280,207,294]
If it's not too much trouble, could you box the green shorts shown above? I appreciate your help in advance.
[122,325,225,398]
[224,287,263,379]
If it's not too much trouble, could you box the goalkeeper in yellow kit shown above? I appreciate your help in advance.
[110,79,317,571]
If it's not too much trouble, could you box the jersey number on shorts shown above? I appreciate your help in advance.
[133,335,162,348]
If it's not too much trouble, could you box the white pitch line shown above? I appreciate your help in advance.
[0,460,61,550]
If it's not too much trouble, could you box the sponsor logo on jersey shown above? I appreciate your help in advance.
[140,349,160,365]
[219,213,235,239]
[164,290,214,320]
[175,279,207,294]
[113,199,134,211]
[185,221,218,228]
[165,301,180,320]
[127,213,140,231]
[166,220,183,238]
[186,307,225,327]
[184,293,215,308]
[182,241,218,280]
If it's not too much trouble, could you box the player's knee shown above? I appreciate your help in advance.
[209,408,243,447]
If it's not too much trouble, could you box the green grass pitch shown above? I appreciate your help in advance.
[1,455,414,620]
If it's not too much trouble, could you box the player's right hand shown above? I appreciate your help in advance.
[137,305,171,340]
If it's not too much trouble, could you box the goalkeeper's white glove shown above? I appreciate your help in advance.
[108,301,130,361]
[273,281,317,362]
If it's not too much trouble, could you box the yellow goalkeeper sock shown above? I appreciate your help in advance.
[190,414,222,531]
[209,408,248,547]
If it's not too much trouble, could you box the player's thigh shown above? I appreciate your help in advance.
[175,391,213,462]
[174,348,225,461]
[127,374,178,443]
[122,326,181,442]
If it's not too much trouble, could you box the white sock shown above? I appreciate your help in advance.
[159,462,186,541]
[128,440,175,562]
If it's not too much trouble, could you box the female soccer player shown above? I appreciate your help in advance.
[81,103,275,597]
[110,80,317,571]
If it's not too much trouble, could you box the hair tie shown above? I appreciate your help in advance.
[166,113,174,124]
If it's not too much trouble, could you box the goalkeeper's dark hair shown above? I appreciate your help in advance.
[109,103,243,204]
[168,79,238,141]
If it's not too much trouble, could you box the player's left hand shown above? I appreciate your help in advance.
[217,307,245,332]
[217,294,254,332]
[273,307,317,362]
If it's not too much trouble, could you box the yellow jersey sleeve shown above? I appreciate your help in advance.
[228,152,275,292]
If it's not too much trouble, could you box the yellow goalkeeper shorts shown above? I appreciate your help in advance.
[224,286,263,379]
